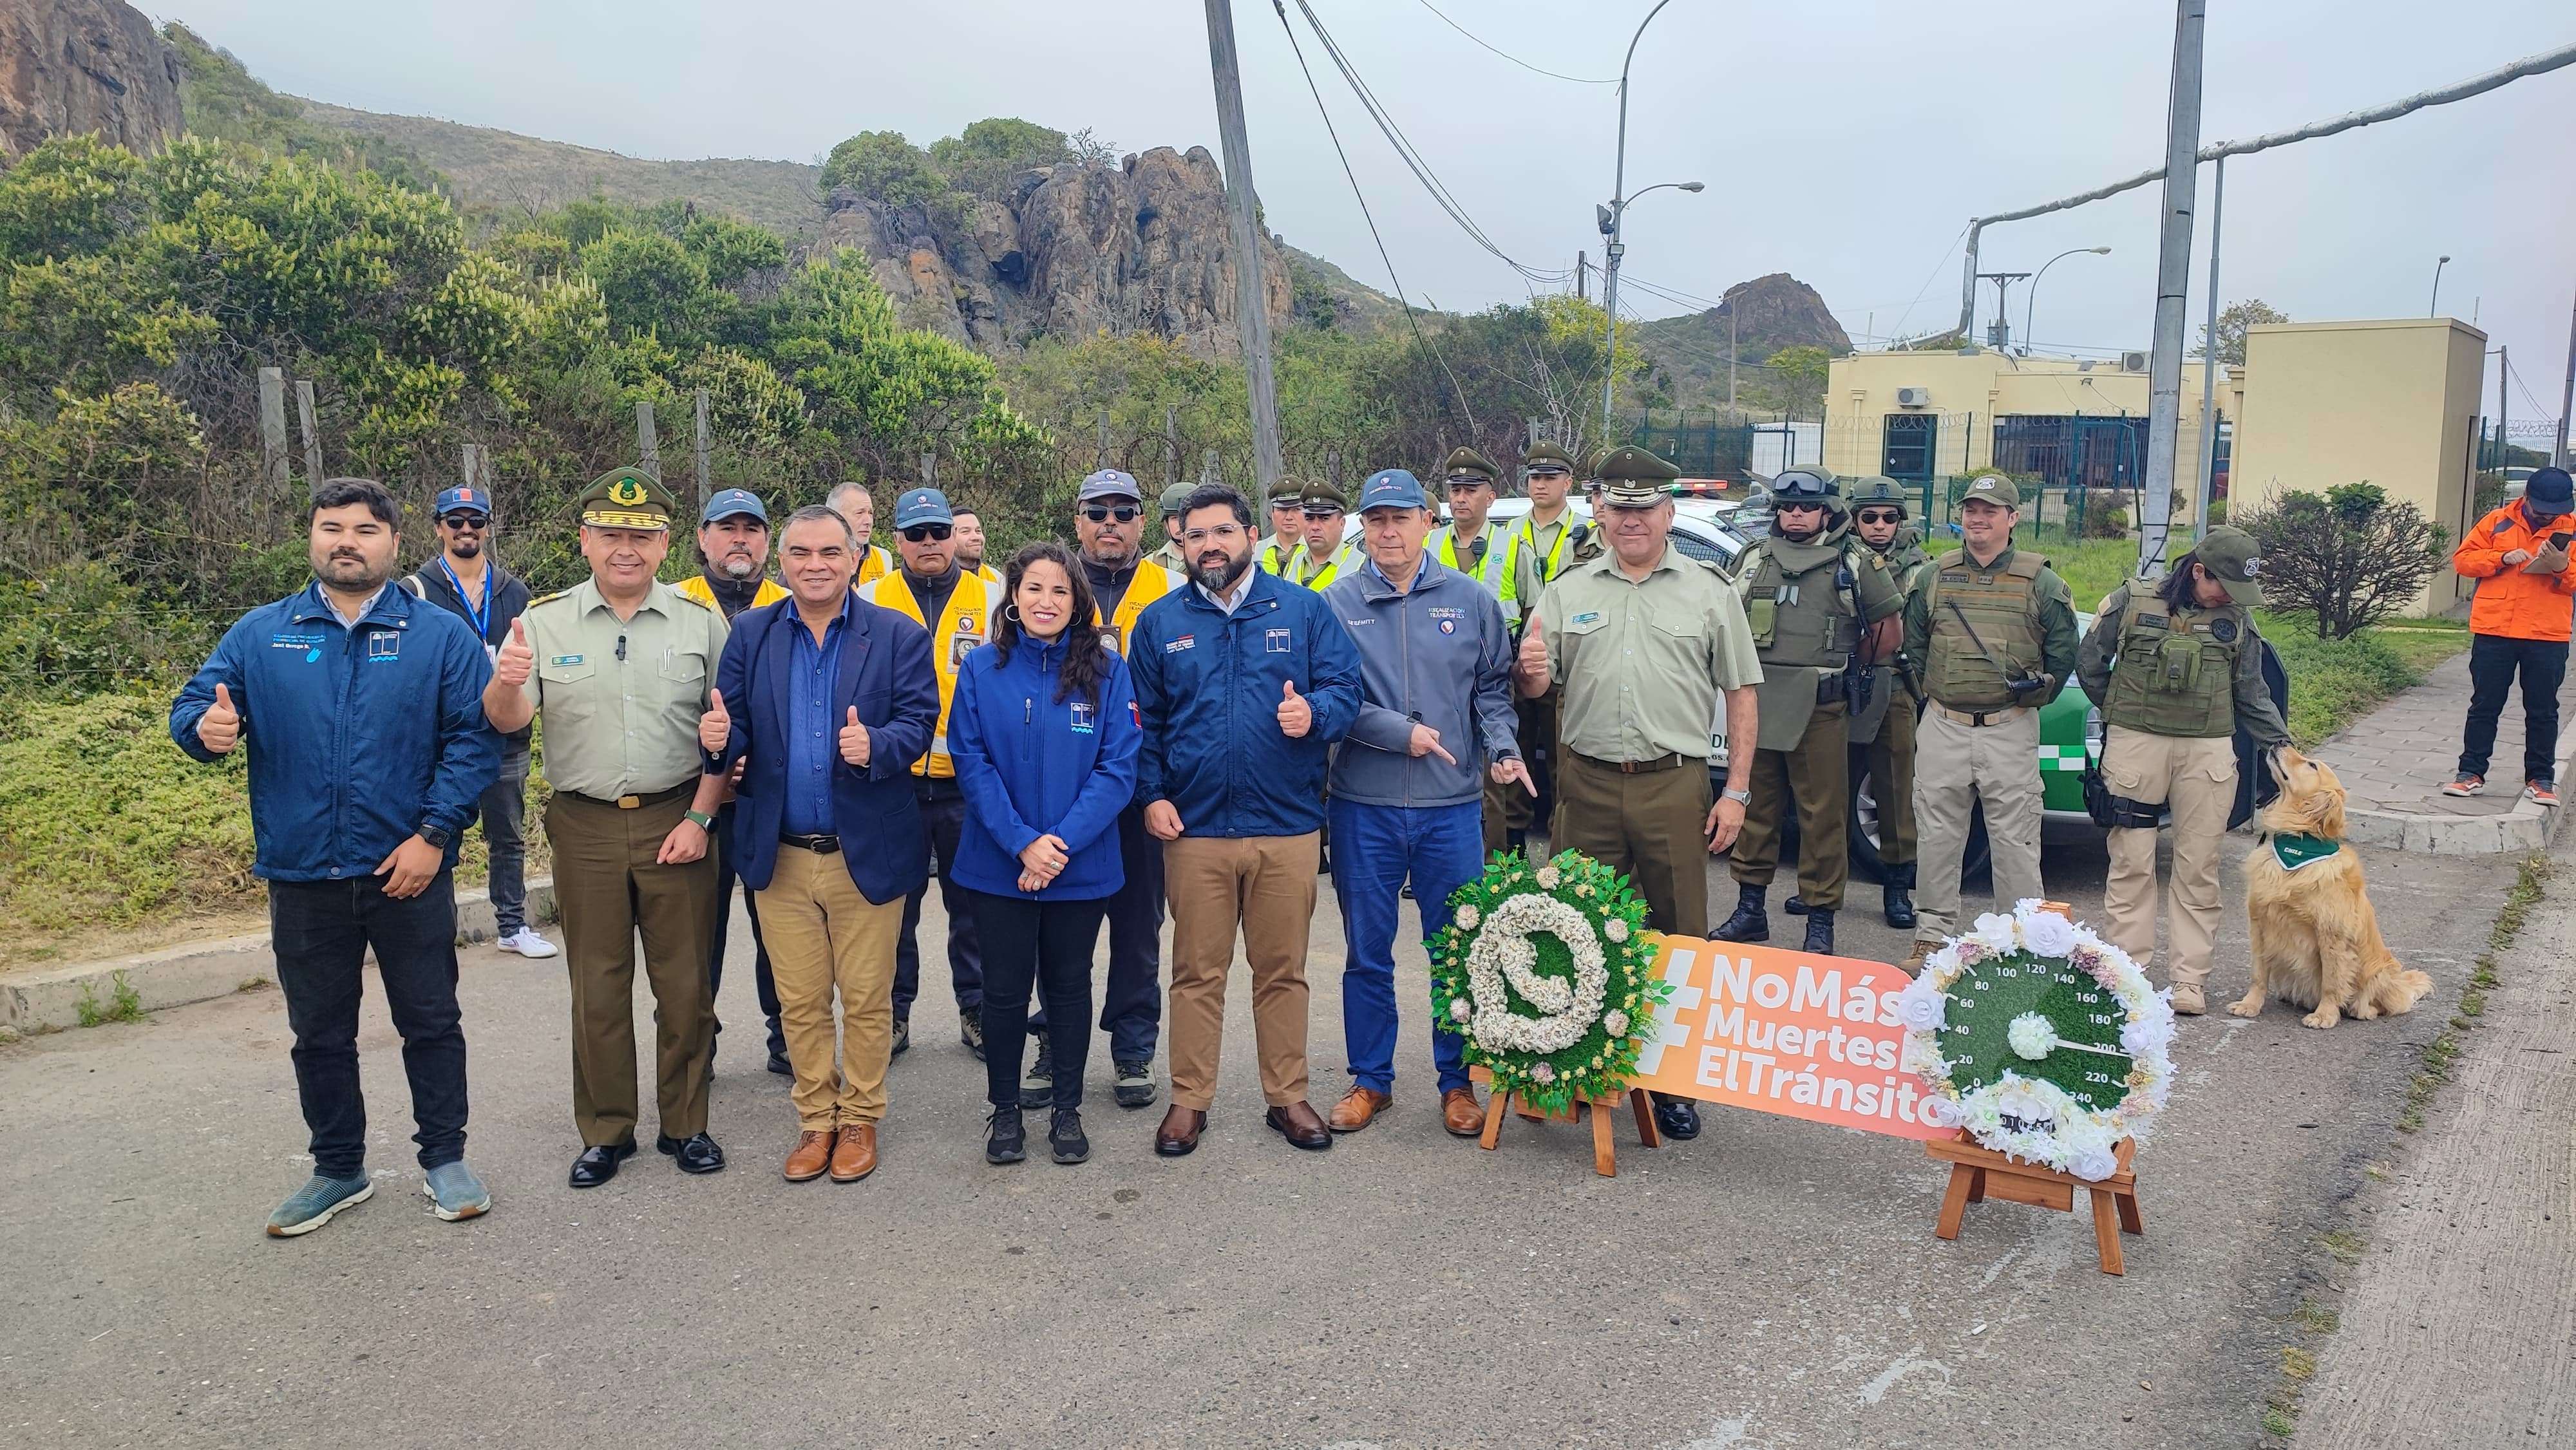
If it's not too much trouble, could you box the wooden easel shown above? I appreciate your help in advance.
[1927,1132,2143,1275]
[1473,1068,1662,1177]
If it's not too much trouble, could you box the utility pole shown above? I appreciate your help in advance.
[1203,0,1283,500]
[1725,296,1739,416]
[1599,0,1678,443]
[2496,345,2507,480]
[2558,289,2575,467]
[1575,251,1587,301]
[2192,157,2225,540]
[1975,272,2031,351]
[2138,0,2207,579]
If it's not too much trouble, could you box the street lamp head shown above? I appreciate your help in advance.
[1679,181,1706,193]
[2088,246,2112,254]
[2438,254,2452,263]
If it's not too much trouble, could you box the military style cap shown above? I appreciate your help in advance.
[577,466,676,531]
[1960,473,2022,509]
[701,487,768,525]
[1439,446,1499,487]
[893,487,952,530]
[2196,525,2268,607]
[1078,468,1142,503]
[1269,476,1307,507]
[1358,467,1428,513]
[1848,476,1911,514]
[1299,476,1349,513]
[1595,444,1681,505]
[1522,440,1573,475]
[1160,481,1195,516]
[1768,466,1840,505]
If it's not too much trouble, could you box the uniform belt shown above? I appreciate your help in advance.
[562,782,693,810]
[1571,749,1684,775]
[779,832,842,854]
[1933,704,2031,728]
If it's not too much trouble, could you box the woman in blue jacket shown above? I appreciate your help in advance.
[948,541,1141,1167]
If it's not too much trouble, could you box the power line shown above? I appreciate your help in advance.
[1407,0,1618,84]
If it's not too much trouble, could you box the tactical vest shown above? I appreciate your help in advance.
[2101,581,2246,739]
[1742,536,1862,669]
[858,569,991,778]
[1921,550,2047,710]
[1092,558,1176,658]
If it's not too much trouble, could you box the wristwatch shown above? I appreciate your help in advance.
[1722,788,1752,806]
[684,810,716,831]
[415,824,452,850]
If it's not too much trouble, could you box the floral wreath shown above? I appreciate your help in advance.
[1429,851,1670,1116]
[1896,900,2175,1181]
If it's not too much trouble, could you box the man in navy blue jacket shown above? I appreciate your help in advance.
[171,478,499,1238]
[703,504,938,1185]
[1130,484,1363,1156]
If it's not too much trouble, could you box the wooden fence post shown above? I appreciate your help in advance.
[258,367,290,498]
[636,401,661,481]
[692,389,712,520]
[295,380,323,488]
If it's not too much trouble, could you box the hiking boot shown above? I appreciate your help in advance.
[1113,1059,1157,1109]
[1782,895,1810,916]
[2170,982,2206,1016]
[1048,1107,1090,1165]
[1882,863,1918,931]
[985,1106,1026,1165]
[1020,1037,1055,1109]
[2527,779,2561,808]
[1801,908,1835,956]
[1713,883,1769,943]
[422,1161,490,1222]
[959,1013,985,1061]
[2442,773,2485,797]
[266,1173,373,1238]
[1900,940,1933,976]
[891,1016,911,1057]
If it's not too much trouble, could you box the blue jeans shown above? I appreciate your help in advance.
[1329,796,1480,1095]
[476,740,531,934]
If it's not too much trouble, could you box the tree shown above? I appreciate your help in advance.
[2234,481,2444,639]
[927,118,1072,202]
[1762,344,1830,417]
[819,131,946,211]
[2193,299,2290,366]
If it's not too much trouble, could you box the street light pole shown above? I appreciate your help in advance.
[2023,246,2112,354]
[2137,0,2207,581]
[1598,0,1678,447]
[2429,254,2452,317]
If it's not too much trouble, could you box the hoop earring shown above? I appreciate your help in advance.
[1002,603,1022,623]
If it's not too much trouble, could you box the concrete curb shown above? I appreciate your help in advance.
[2343,722,2575,856]
[0,878,558,1035]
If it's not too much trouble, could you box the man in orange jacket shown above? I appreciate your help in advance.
[2448,466,2576,807]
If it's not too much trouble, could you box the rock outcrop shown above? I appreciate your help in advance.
[0,0,180,158]
[817,144,1293,358]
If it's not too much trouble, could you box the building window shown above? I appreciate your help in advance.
[1991,415,2146,493]
[1883,414,1938,482]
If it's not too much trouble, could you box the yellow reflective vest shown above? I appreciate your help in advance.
[1428,523,1519,620]
[858,569,991,778]
[672,574,787,614]
[1094,558,1177,657]
[855,543,893,587]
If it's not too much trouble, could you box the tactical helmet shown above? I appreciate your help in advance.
[1767,466,1841,507]
[1848,475,1911,518]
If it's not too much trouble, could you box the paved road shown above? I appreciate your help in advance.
[0,833,2512,1449]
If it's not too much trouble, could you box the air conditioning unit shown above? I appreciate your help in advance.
[1895,386,1931,409]
[2119,351,2150,373]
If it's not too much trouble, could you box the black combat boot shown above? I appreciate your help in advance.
[1882,862,1917,930]
[1714,882,1769,943]
[1782,895,1810,916]
[1801,907,1835,956]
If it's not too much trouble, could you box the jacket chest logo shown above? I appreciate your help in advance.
[1165,634,1195,654]
[1069,702,1096,734]
[1264,628,1291,653]
[366,634,401,661]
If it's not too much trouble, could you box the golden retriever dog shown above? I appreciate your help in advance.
[2230,747,2433,1030]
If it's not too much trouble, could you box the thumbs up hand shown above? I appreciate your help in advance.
[494,617,534,688]
[838,704,872,767]
[198,682,242,754]
[698,686,731,755]
[1277,678,1312,739]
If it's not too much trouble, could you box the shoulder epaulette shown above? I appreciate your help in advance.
[527,588,574,607]
[668,588,710,610]
[1935,549,1967,569]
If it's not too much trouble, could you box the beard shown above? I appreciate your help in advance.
[316,548,390,591]
[447,537,482,560]
[1190,547,1251,594]
[714,551,760,581]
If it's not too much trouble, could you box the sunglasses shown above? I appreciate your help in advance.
[901,524,952,543]
[439,514,488,531]
[1777,501,1828,513]
[1856,509,1904,525]
[1082,505,1141,523]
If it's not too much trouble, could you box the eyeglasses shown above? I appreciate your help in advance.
[1856,509,1904,525]
[1181,523,1247,545]
[901,524,952,543]
[1082,505,1141,523]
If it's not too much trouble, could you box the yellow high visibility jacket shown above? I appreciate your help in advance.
[858,569,992,778]
[1094,558,1177,657]
[672,574,787,614]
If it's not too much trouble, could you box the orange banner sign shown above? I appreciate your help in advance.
[1625,934,1949,1141]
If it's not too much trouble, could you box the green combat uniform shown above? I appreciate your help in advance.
[2077,526,2290,1013]
[1802,476,1934,930]
[1260,477,1305,576]
[1717,467,1904,953]
[521,467,730,1158]
[1899,474,2079,964]
[1495,440,1591,853]
[1151,480,1193,574]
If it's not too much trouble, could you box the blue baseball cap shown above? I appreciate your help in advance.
[433,485,491,518]
[893,487,953,530]
[700,487,768,525]
[1077,468,1142,503]
[1358,468,1428,513]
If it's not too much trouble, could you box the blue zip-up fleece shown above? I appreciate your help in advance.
[1128,568,1363,837]
[170,581,498,882]
[946,634,1142,901]
[1321,558,1519,808]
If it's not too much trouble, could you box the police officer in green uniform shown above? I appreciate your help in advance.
[1792,476,1934,928]
[1152,481,1193,574]
[484,467,734,1187]
[1261,477,1307,574]
[1501,442,1593,841]
[1899,473,2079,973]
[2078,526,2290,1015]
[1519,445,1762,1140]
[1716,467,1906,955]
[1285,476,1354,588]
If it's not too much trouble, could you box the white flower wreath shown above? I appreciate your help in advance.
[1899,899,2175,1181]
[1461,892,1611,1055]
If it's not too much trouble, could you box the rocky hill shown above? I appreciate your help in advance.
[0,0,178,156]
[1631,272,1850,410]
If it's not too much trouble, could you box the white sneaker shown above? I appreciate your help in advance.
[495,928,558,958]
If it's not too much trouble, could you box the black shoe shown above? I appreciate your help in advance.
[656,1132,727,1174]
[1049,1107,1090,1164]
[1399,881,1414,899]
[1020,1037,1055,1109]
[1653,1097,1701,1140]
[960,1013,986,1062]
[568,1142,636,1188]
[1506,829,1528,856]
[1112,1059,1157,1109]
[1782,895,1810,916]
[985,1106,1026,1165]
[765,1048,791,1077]
[891,1016,911,1057]
[1713,883,1769,943]
[1801,908,1835,956]
[1882,864,1917,930]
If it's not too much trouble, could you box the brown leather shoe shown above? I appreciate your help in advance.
[1265,1101,1333,1150]
[1441,1088,1486,1138]
[828,1122,878,1182]
[782,1128,835,1182]
[1153,1106,1206,1157]
[1328,1086,1392,1133]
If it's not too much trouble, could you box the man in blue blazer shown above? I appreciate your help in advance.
[703,504,938,1184]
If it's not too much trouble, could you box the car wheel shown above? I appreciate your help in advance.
[1844,746,1989,883]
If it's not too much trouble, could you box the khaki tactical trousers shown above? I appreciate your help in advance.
[1910,706,2045,945]
[2099,726,2238,989]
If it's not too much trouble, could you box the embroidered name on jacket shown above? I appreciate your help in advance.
[1164,634,1195,654]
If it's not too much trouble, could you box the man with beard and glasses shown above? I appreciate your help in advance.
[1130,484,1363,1157]
[173,478,500,1235]
[949,505,1002,586]
[675,489,790,1075]
[404,483,549,961]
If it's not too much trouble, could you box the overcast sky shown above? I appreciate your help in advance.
[149,0,2575,436]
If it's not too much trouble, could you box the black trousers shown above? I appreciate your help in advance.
[1030,802,1163,1063]
[2459,633,2569,784]
[974,891,1108,1110]
[268,871,468,1179]
[895,782,984,1019]
[708,800,781,1057]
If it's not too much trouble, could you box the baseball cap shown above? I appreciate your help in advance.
[700,487,768,526]
[2524,466,2573,521]
[434,485,491,518]
[2195,525,2268,607]
[1960,474,2022,509]
[1358,468,1428,513]
[893,487,952,530]
[1078,468,1143,504]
